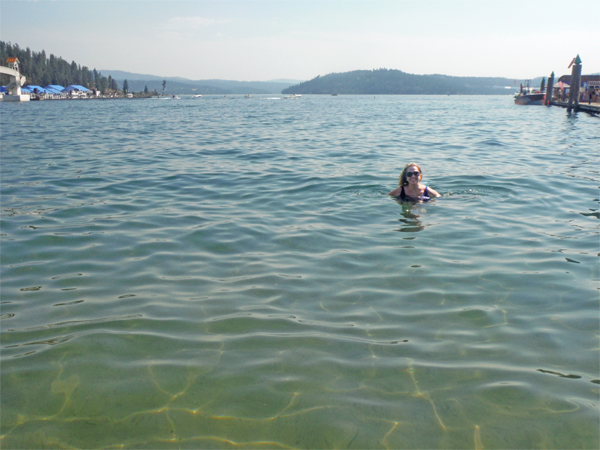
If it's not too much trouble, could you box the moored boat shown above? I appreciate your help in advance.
[514,90,545,105]
[514,80,545,105]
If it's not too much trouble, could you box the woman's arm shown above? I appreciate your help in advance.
[388,187,402,196]
[426,187,441,197]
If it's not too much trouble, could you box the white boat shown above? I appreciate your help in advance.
[193,94,202,98]
[172,95,181,99]
[514,90,544,105]
[284,94,302,99]
[514,80,545,105]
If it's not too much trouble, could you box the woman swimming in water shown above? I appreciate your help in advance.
[388,163,441,201]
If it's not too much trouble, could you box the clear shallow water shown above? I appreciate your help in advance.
[1,95,598,449]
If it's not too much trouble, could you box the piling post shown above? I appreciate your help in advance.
[545,71,554,106]
[567,55,582,113]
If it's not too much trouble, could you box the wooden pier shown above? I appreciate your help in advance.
[550,101,600,116]
[542,55,599,116]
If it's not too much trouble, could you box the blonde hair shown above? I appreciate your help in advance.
[398,163,423,186]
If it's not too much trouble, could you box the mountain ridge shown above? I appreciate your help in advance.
[99,70,302,94]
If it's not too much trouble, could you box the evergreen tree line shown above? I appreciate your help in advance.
[0,41,119,93]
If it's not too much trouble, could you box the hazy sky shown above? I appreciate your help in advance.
[1,0,598,81]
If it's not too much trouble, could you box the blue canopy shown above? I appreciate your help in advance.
[64,85,91,93]
[25,85,48,93]
[45,84,65,92]
[44,86,65,95]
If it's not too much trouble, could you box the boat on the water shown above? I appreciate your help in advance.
[193,94,202,98]
[514,80,545,105]
[284,94,301,100]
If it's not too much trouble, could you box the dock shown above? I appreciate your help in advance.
[550,101,600,116]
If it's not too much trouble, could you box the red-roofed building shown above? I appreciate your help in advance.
[6,57,20,72]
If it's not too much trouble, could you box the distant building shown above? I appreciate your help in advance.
[44,85,67,98]
[63,85,92,98]
[6,57,20,72]
[557,75,600,87]
[63,85,91,93]
[24,85,47,94]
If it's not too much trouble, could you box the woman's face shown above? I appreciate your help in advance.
[405,166,421,184]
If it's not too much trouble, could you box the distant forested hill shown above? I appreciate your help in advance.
[282,69,521,95]
[113,78,283,95]
[100,70,297,94]
[123,79,229,96]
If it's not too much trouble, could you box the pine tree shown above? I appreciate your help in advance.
[98,76,108,94]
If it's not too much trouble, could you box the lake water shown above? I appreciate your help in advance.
[1,95,598,449]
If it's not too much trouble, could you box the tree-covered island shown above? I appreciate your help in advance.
[282,69,521,95]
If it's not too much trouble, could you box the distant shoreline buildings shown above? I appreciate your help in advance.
[0,56,102,101]
[0,57,148,101]
[3,83,93,99]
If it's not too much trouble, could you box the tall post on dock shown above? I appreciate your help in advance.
[545,71,554,106]
[567,55,582,113]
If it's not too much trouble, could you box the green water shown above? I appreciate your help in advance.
[1,95,598,448]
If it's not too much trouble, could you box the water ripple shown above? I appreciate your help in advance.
[1,95,598,449]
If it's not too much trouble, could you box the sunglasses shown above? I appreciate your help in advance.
[406,171,420,177]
